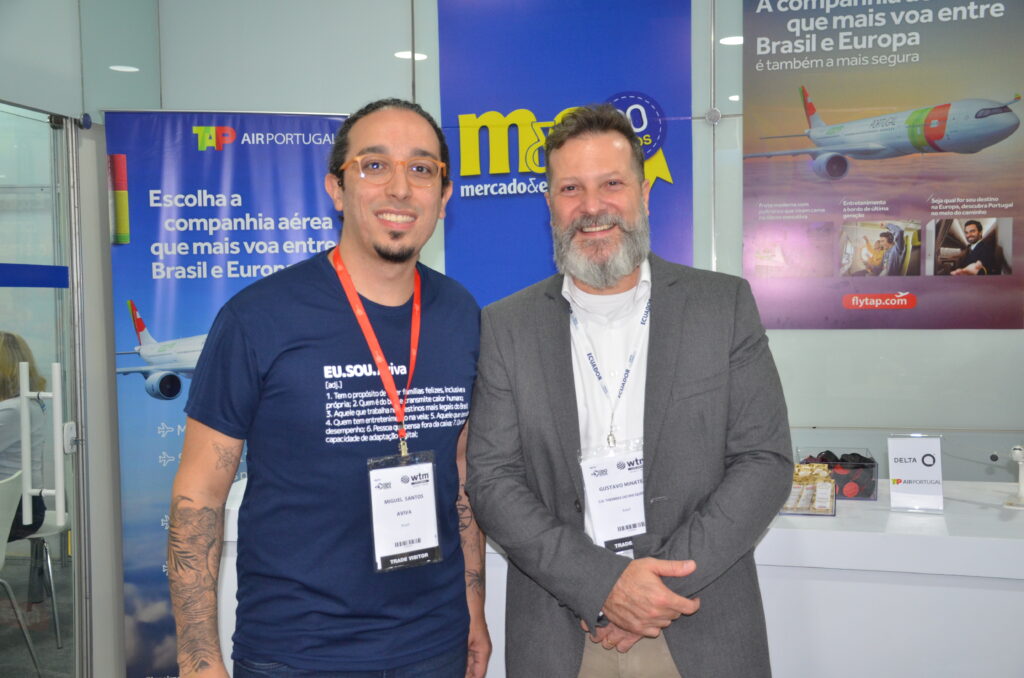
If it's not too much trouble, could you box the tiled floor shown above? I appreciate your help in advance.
[0,551,74,678]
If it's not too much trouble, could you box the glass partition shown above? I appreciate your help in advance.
[0,101,82,676]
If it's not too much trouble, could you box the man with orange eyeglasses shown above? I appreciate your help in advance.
[169,99,490,678]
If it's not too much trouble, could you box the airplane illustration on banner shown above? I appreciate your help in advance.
[116,300,206,400]
[745,86,1021,179]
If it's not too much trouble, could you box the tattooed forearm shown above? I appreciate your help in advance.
[465,567,485,596]
[168,494,225,673]
[457,492,474,533]
[457,481,486,601]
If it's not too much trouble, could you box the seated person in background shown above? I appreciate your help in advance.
[951,220,999,275]
[0,331,47,541]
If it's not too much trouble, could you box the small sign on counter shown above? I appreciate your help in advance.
[888,435,944,513]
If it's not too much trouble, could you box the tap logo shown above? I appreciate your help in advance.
[193,125,237,151]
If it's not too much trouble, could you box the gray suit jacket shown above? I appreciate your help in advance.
[466,255,793,678]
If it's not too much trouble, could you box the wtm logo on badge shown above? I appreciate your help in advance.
[193,126,237,151]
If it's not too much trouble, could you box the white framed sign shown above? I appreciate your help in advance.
[887,435,944,513]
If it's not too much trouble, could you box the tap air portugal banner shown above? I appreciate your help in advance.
[743,0,1023,329]
[105,111,344,678]
[438,0,693,307]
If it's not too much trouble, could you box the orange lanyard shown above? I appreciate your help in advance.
[331,247,420,456]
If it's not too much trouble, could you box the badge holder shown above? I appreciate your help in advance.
[367,449,442,572]
[580,439,647,558]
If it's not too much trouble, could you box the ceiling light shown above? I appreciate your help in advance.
[110,65,140,73]
[728,95,740,102]
[719,36,743,46]
[394,51,427,61]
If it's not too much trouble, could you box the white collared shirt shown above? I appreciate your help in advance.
[562,260,652,543]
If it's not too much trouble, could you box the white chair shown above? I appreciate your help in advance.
[0,471,43,677]
[13,449,73,649]
[20,510,69,648]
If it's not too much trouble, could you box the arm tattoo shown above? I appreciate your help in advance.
[457,482,485,595]
[168,494,225,673]
[465,568,485,596]
[213,440,242,471]
[457,499,473,532]
[457,482,475,534]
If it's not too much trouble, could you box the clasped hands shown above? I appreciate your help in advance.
[581,558,700,653]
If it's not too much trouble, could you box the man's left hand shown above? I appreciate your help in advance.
[580,619,643,653]
[466,616,491,678]
[602,558,701,637]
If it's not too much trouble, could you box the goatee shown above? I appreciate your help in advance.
[374,232,417,263]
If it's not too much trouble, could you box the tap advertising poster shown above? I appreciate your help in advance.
[106,111,343,678]
[743,0,1023,328]
[439,0,693,307]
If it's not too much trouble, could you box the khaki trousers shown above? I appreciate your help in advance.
[577,633,683,678]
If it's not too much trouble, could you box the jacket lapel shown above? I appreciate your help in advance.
[643,255,687,483]
[537,275,586,500]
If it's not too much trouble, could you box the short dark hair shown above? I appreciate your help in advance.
[879,231,894,244]
[327,98,450,189]
[544,104,645,187]
[964,220,982,233]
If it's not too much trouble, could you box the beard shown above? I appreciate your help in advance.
[551,209,650,291]
[373,231,417,264]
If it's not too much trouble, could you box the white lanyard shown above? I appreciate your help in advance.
[569,299,651,448]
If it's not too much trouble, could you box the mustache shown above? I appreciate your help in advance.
[568,213,627,233]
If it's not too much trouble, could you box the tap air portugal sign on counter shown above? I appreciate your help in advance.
[742,0,1024,329]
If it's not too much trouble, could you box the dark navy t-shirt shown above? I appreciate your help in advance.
[185,250,479,671]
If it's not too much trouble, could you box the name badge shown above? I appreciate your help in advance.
[581,442,646,558]
[367,450,442,572]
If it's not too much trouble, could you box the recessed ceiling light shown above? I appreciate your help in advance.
[728,95,740,102]
[110,65,140,73]
[719,36,743,46]
[394,51,427,61]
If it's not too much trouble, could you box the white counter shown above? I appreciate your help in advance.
[756,481,1023,678]
[220,480,1024,677]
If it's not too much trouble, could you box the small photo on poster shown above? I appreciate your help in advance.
[744,221,836,278]
[838,220,921,277]
[928,217,1013,276]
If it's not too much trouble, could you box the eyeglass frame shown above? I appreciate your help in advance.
[337,154,448,188]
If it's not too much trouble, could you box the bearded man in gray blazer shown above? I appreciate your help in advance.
[466,104,792,678]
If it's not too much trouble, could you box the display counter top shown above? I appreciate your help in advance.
[224,477,1023,580]
[754,480,1024,580]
